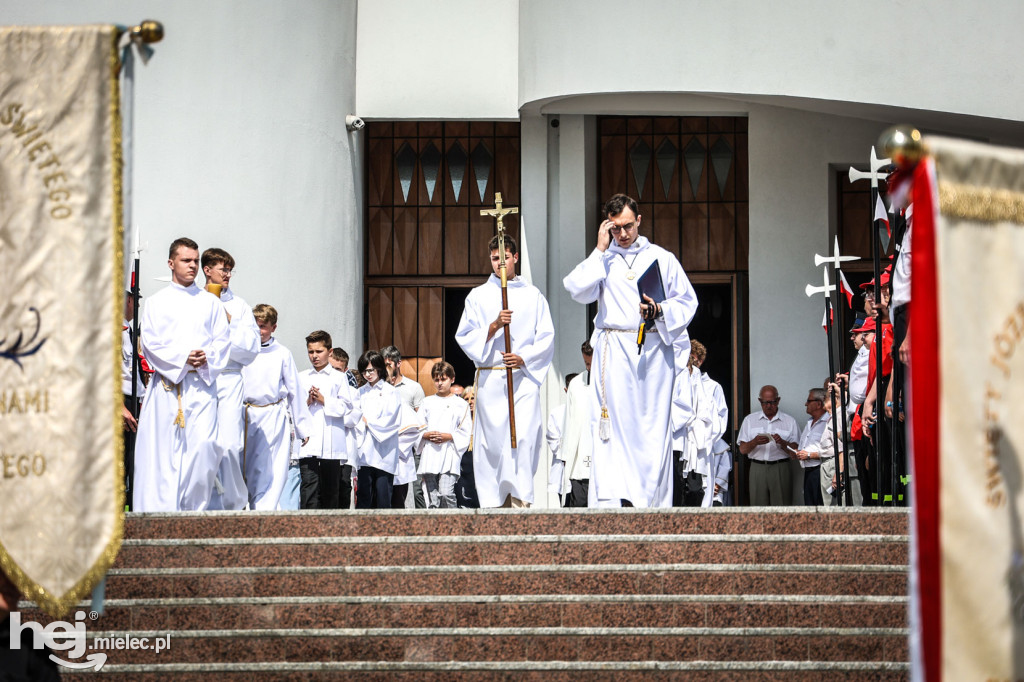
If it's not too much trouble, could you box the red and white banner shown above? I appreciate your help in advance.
[911,136,1024,681]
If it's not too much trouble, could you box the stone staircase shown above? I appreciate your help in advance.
[43,508,909,680]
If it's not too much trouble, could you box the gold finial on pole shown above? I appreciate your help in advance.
[130,20,164,44]
[879,125,925,169]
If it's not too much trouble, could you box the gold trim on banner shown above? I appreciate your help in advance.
[938,181,1024,225]
[0,26,126,619]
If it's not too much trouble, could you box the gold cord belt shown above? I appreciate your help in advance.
[160,370,198,428]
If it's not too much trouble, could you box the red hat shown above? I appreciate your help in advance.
[851,318,877,333]
[858,270,891,290]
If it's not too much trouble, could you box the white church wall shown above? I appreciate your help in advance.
[355,0,520,120]
[4,0,363,362]
[746,104,884,425]
[519,0,1024,126]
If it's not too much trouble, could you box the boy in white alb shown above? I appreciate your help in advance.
[297,330,360,509]
[241,304,313,510]
[202,248,261,510]
[417,361,472,508]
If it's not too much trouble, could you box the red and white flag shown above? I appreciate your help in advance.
[875,194,891,238]
[838,270,855,308]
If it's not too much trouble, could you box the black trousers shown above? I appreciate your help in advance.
[298,458,320,509]
[318,461,353,509]
[563,478,589,508]
[356,466,394,509]
[455,450,480,508]
[391,483,409,509]
[803,466,823,506]
[672,452,704,507]
[122,395,141,510]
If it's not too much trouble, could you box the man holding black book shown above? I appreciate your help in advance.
[563,194,698,507]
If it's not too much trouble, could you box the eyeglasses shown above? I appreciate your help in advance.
[609,223,636,235]
[362,368,377,376]
[758,399,780,405]
[805,399,822,404]
[216,268,234,276]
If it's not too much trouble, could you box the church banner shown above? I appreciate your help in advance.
[0,25,123,617]
[911,136,1024,681]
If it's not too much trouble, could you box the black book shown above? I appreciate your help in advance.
[636,260,665,303]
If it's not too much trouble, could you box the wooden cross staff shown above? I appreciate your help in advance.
[480,192,519,449]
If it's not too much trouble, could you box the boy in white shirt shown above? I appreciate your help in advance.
[240,304,312,510]
[297,330,360,509]
[417,361,472,508]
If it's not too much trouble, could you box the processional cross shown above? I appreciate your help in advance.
[480,192,520,449]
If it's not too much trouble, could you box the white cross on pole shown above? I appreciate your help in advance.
[848,146,891,189]
[814,236,859,270]
[805,265,835,299]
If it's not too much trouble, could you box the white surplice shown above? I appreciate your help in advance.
[241,338,313,510]
[133,282,231,511]
[354,380,404,475]
[545,403,566,495]
[208,288,261,510]
[417,394,472,477]
[455,275,555,508]
[563,237,698,508]
[558,373,595,495]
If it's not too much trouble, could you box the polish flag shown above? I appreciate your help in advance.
[838,270,855,308]
[875,194,891,238]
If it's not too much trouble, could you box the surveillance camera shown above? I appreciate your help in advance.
[345,115,365,132]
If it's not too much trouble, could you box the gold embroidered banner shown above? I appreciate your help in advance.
[923,136,1024,679]
[0,25,123,617]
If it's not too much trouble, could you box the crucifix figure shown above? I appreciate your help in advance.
[480,192,520,449]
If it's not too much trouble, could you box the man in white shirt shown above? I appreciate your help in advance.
[202,248,261,510]
[793,388,831,506]
[133,238,231,511]
[737,385,799,506]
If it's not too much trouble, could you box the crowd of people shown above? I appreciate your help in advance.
[121,189,909,512]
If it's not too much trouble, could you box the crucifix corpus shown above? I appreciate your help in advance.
[480,192,520,449]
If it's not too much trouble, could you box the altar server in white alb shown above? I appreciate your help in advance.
[558,343,596,507]
[456,235,555,508]
[202,248,261,510]
[134,237,231,511]
[240,304,313,510]
[416,361,472,508]
[693,341,731,506]
[564,194,698,508]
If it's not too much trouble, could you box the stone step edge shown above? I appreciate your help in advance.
[66,660,912,674]
[25,592,909,610]
[83,625,910,639]
[122,533,909,547]
[127,508,910,519]
[107,561,910,576]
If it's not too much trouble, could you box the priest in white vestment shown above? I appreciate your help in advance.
[134,238,232,511]
[202,248,261,510]
[456,235,555,508]
[563,194,698,508]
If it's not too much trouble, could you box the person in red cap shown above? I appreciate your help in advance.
[860,272,897,505]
